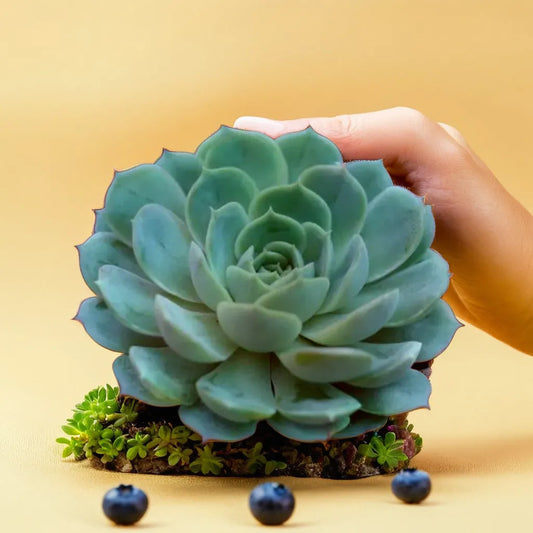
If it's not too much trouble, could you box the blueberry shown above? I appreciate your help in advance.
[249,482,295,526]
[391,468,431,504]
[102,484,148,525]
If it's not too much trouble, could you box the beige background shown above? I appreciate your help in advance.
[1,1,532,531]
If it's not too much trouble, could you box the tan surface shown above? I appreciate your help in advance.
[1,1,532,531]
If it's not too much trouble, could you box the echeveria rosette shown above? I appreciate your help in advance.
[75,126,461,443]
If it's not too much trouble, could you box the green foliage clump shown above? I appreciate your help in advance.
[57,385,420,478]
[358,432,408,470]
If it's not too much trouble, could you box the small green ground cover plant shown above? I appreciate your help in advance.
[58,386,422,478]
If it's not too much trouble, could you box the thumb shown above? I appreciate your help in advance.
[234,108,453,173]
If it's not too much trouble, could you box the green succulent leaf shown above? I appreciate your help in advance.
[354,250,450,326]
[95,265,162,336]
[185,167,257,245]
[276,127,343,182]
[78,232,144,296]
[299,165,366,249]
[197,126,289,190]
[155,150,202,194]
[75,297,165,352]
[331,412,388,439]
[276,337,373,383]
[349,368,431,416]
[347,341,421,388]
[205,202,248,285]
[267,413,350,442]
[179,402,257,442]
[132,204,200,302]
[217,302,302,353]
[196,350,276,423]
[302,289,399,346]
[272,362,361,425]
[256,276,330,322]
[368,299,462,362]
[93,208,112,233]
[154,295,237,363]
[129,346,213,405]
[345,159,394,201]
[249,182,331,231]
[189,242,232,310]
[301,222,332,277]
[234,208,306,258]
[104,164,186,245]
[113,354,181,406]
[225,266,270,303]
[399,204,436,268]
[361,186,425,282]
[318,235,369,314]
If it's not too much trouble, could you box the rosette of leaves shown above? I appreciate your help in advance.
[75,126,461,444]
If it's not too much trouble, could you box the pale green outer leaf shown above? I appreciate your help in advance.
[354,250,450,326]
[132,204,200,302]
[155,150,202,194]
[130,346,214,405]
[397,204,436,269]
[197,126,289,190]
[104,164,186,245]
[346,341,421,388]
[331,412,388,439]
[95,265,162,336]
[301,290,399,346]
[179,402,257,442]
[225,266,270,303]
[272,362,361,425]
[301,222,332,278]
[196,350,276,423]
[349,368,432,416]
[93,208,112,232]
[361,186,425,282]
[185,167,257,245]
[249,182,331,231]
[75,297,165,352]
[154,295,237,363]
[78,232,144,296]
[267,413,350,442]
[205,202,248,284]
[113,354,181,407]
[234,209,306,258]
[217,302,302,353]
[189,242,232,311]
[256,276,330,322]
[345,159,394,202]
[275,127,343,182]
[276,337,374,383]
[368,299,462,362]
[318,234,369,314]
[299,165,367,248]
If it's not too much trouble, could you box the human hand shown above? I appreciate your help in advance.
[234,108,533,355]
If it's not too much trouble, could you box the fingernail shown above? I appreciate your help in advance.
[233,116,284,135]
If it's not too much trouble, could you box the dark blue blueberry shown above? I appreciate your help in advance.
[391,468,431,504]
[102,484,148,525]
[249,482,295,526]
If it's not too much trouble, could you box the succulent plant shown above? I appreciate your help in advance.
[75,126,461,443]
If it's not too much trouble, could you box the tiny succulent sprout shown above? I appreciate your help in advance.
[391,468,431,504]
[249,482,295,526]
[102,484,148,525]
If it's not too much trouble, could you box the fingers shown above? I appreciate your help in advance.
[234,108,455,174]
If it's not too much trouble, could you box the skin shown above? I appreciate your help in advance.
[234,107,533,355]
